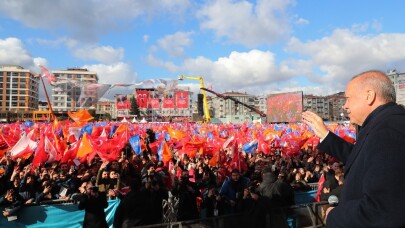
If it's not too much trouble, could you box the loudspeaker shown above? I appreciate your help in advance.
[197,94,204,116]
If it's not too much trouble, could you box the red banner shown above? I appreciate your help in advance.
[116,95,131,110]
[176,91,188,109]
[163,93,174,108]
[136,90,149,108]
[148,98,161,109]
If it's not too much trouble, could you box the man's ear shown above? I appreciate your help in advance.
[366,89,376,105]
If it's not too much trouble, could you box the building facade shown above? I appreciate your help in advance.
[135,88,193,122]
[254,95,267,116]
[387,69,405,106]
[209,91,258,118]
[0,65,39,121]
[51,68,98,112]
[327,92,347,121]
[96,100,116,120]
[303,95,330,120]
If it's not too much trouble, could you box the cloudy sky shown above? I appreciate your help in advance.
[1,0,405,100]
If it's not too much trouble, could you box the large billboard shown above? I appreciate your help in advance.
[175,91,189,109]
[266,91,303,123]
[116,94,131,110]
[136,90,149,108]
[148,91,161,109]
[163,92,175,109]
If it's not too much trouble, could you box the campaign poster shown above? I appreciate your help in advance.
[176,91,189,109]
[163,92,175,109]
[136,90,149,108]
[116,95,131,110]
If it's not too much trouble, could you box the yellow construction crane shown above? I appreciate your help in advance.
[178,75,211,122]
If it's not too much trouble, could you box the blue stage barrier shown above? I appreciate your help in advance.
[294,190,317,205]
[0,191,317,228]
[0,200,120,228]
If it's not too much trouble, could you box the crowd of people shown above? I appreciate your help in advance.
[0,131,346,227]
[0,69,403,228]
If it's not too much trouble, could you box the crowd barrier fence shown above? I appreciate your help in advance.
[0,190,326,228]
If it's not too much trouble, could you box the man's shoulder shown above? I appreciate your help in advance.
[241,176,250,185]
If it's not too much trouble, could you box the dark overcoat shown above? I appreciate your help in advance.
[78,192,108,228]
[318,102,405,227]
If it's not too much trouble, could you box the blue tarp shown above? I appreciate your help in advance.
[294,190,317,205]
[0,192,316,227]
[0,200,120,228]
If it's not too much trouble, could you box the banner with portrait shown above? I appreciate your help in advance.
[163,92,175,109]
[116,95,131,110]
[136,90,149,108]
[147,91,161,109]
[76,84,111,108]
[176,91,189,109]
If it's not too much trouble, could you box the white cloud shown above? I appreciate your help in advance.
[185,50,295,88]
[351,23,369,33]
[33,57,49,68]
[83,62,138,85]
[143,35,150,43]
[0,0,192,42]
[73,45,125,64]
[285,28,405,91]
[146,54,180,72]
[372,20,383,32]
[150,49,296,96]
[197,0,295,47]
[156,31,194,57]
[82,62,139,99]
[0,37,34,67]
[34,38,124,64]
[147,27,405,97]
[35,37,78,49]
[0,38,57,100]
[295,17,309,25]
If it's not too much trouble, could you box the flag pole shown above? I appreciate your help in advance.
[39,76,56,121]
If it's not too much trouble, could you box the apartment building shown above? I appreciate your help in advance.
[96,100,116,120]
[0,65,39,120]
[51,68,98,112]
[254,95,267,116]
[209,91,257,118]
[387,69,405,106]
[327,92,347,121]
[303,95,330,120]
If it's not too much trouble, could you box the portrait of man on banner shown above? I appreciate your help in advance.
[176,91,189,109]
[136,90,149,108]
[116,95,130,110]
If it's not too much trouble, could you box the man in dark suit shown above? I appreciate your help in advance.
[302,70,405,227]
